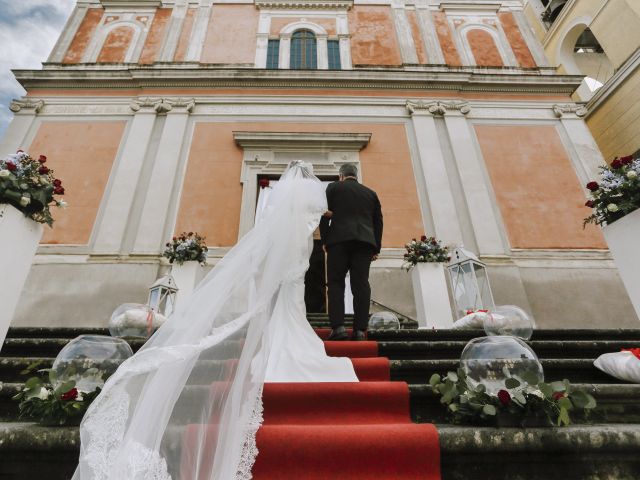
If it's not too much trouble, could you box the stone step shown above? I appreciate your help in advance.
[2,337,636,361]
[3,381,638,425]
[1,422,639,480]
[0,356,626,385]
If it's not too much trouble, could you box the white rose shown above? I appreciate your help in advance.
[0,169,9,178]
[19,196,31,207]
[58,200,68,209]
[627,170,638,179]
[37,387,50,400]
[607,203,619,212]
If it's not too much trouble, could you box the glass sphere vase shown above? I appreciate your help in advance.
[51,335,133,393]
[368,311,401,331]
[483,305,535,341]
[460,336,544,394]
[109,303,166,338]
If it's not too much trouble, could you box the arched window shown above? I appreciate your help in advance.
[290,30,317,70]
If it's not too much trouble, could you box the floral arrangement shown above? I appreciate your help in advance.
[0,151,66,225]
[403,235,450,270]
[163,232,208,265]
[12,369,101,426]
[584,154,640,227]
[429,368,596,427]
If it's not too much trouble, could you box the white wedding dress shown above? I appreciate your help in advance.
[72,161,357,480]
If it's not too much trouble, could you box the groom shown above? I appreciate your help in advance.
[320,163,383,341]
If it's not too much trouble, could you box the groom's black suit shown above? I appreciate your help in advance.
[320,178,383,331]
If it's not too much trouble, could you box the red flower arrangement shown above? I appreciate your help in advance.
[259,178,270,189]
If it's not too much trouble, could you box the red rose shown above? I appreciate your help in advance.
[188,232,194,236]
[586,181,599,191]
[552,391,565,401]
[54,186,65,195]
[38,155,47,163]
[431,240,438,246]
[611,159,623,169]
[5,162,17,171]
[420,235,427,242]
[16,149,23,153]
[53,179,62,187]
[259,178,270,189]
[620,155,633,165]
[61,387,78,401]
[622,348,640,360]
[585,200,595,208]
[38,166,49,174]
[497,389,511,406]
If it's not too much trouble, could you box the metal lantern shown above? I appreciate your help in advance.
[447,246,495,317]
[148,274,178,317]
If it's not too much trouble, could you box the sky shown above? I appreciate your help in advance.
[0,0,75,141]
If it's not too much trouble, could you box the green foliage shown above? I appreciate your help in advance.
[12,369,101,426]
[429,368,597,427]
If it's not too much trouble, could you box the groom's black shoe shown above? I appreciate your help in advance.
[351,329,367,341]
[328,326,349,341]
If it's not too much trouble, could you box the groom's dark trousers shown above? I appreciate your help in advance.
[320,178,383,332]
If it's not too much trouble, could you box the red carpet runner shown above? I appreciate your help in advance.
[251,336,441,479]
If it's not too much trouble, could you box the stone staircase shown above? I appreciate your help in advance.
[1,319,640,479]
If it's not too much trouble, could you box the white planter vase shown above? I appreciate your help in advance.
[603,208,640,320]
[171,261,202,308]
[0,204,43,350]
[411,262,454,329]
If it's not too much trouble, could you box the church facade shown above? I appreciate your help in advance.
[2,0,636,328]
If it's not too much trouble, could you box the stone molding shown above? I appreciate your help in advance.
[100,0,161,6]
[551,103,587,118]
[233,131,371,151]
[255,0,353,10]
[9,99,45,114]
[129,97,195,113]
[406,99,471,116]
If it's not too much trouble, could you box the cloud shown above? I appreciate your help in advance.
[0,0,75,141]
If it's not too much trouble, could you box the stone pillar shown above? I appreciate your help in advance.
[392,3,418,64]
[0,100,44,156]
[512,9,550,67]
[317,34,329,69]
[416,3,445,64]
[337,13,352,69]
[159,3,188,62]
[406,100,464,246]
[92,99,159,254]
[186,0,213,62]
[132,98,195,254]
[443,110,506,255]
[553,104,604,186]
[255,12,271,68]
[279,34,291,69]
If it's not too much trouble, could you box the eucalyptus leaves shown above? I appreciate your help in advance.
[429,368,597,427]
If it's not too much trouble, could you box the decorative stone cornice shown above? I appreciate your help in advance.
[233,131,371,151]
[100,0,161,7]
[9,99,44,114]
[406,100,471,116]
[129,97,195,114]
[551,103,587,118]
[255,0,353,9]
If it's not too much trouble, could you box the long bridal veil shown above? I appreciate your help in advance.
[72,161,327,480]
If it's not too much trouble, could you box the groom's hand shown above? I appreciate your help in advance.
[372,254,379,261]
[323,210,333,218]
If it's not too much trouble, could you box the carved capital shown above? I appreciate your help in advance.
[552,103,588,118]
[9,99,44,114]
[406,100,470,116]
[129,97,163,113]
[165,98,196,114]
[129,97,196,114]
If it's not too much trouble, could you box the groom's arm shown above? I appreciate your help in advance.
[320,183,334,246]
[373,193,383,254]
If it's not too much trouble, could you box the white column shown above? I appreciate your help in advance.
[159,4,188,62]
[92,99,158,254]
[407,102,464,246]
[48,6,88,63]
[0,100,44,156]
[186,1,213,62]
[279,35,291,69]
[392,5,418,64]
[255,12,271,68]
[317,34,329,69]
[443,113,506,255]
[512,9,550,67]
[558,112,606,187]
[337,13,352,69]
[132,99,194,254]
[417,5,445,64]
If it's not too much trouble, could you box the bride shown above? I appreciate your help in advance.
[73,161,358,480]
